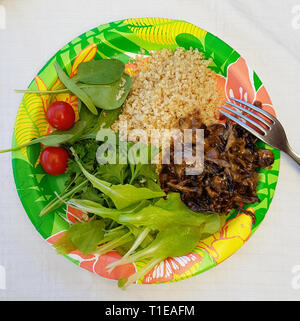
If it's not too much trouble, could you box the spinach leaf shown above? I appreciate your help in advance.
[1,118,93,153]
[0,132,73,153]
[53,120,88,144]
[54,61,98,115]
[82,73,132,110]
[75,59,125,85]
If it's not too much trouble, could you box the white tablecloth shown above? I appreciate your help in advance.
[0,0,300,301]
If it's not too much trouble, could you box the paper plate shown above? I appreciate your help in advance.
[12,18,280,285]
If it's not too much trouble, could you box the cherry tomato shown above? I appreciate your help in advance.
[46,101,75,130]
[40,147,69,175]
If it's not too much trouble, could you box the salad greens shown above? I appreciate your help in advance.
[3,56,226,289]
[62,193,223,289]
[71,147,165,210]
[54,60,132,111]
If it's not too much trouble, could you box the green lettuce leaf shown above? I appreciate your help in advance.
[54,219,105,255]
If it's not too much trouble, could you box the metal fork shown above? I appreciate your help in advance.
[219,98,300,165]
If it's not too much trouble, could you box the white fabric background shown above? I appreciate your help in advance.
[0,0,300,301]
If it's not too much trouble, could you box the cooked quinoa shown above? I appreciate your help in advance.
[112,47,222,135]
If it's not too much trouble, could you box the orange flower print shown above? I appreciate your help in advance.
[142,252,203,284]
[217,57,276,118]
[80,250,136,280]
[66,205,88,224]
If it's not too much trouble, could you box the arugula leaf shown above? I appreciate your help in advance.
[67,192,224,289]
[97,163,129,185]
[69,139,99,168]
[39,178,89,217]
[100,184,165,210]
[116,225,206,290]
[68,193,222,237]
[118,193,221,231]
[79,186,105,204]
[72,151,165,209]
[67,198,149,225]
[136,164,159,182]
[82,108,121,140]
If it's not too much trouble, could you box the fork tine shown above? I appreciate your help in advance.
[225,101,271,127]
[221,105,267,134]
[219,109,266,141]
[229,98,276,123]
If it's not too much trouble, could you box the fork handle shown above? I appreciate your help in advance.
[284,144,300,166]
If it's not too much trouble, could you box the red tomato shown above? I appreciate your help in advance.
[40,147,69,175]
[46,101,75,130]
